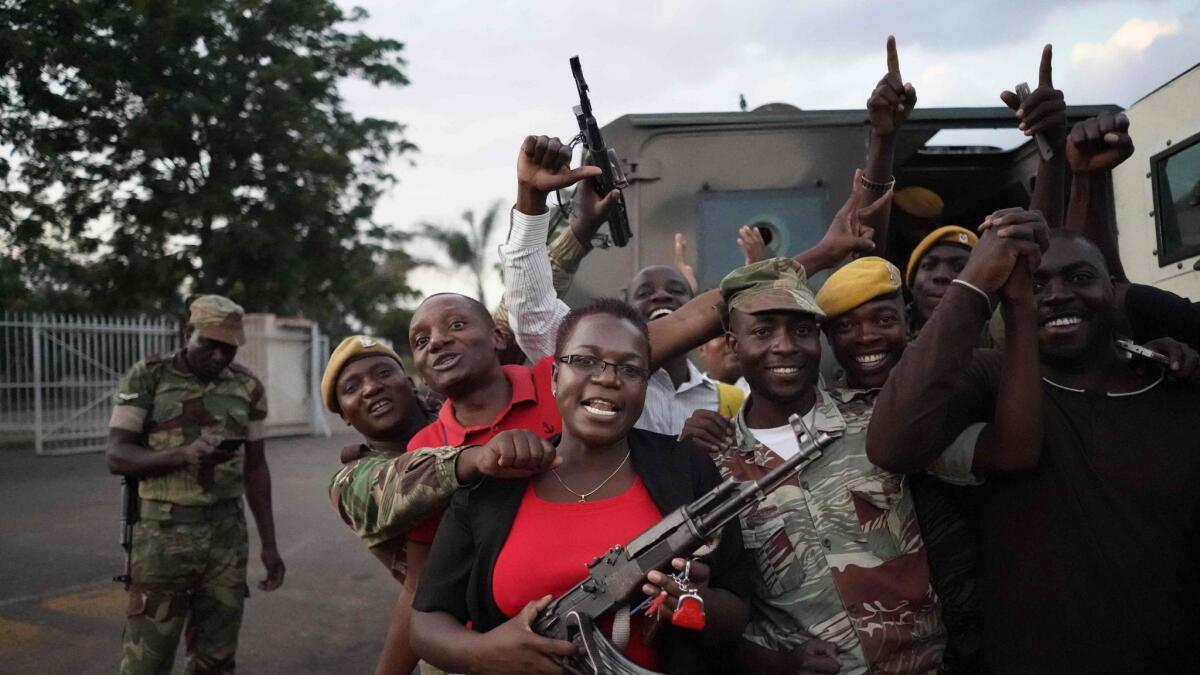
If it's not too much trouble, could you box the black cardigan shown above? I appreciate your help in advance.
[412,428,752,675]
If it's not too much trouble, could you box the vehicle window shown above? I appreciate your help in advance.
[1153,132,1200,266]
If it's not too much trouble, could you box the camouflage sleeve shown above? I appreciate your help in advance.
[493,225,591,336]
[328,445,466,545]
[247,378,268,441]
[927,422,986,486]
[109,360,154,433]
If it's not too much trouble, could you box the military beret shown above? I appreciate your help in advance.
[815,257,903,319]
[893,186,944,220]
[321,335,404,414]
[905,225,979,286]
[720,257,825,319]
[189,295,245,346]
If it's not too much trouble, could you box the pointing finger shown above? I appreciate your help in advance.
[1039,44,1053,88]
[886,35,900,76]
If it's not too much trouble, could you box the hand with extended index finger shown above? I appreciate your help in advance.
[1000,45,1066,145]
[516,134,602,214]
[867,35,917,137]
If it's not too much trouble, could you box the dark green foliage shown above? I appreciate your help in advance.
[0,0,419,336]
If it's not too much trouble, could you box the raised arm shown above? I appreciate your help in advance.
[333,435,559,554]
[503,135,612,361]
[970,248,1044,473]
[860,34,916,251]
[868,210,1046,472]
[1002,45,1068,228]
[1064,111,1134,282]
[649,181,883,369]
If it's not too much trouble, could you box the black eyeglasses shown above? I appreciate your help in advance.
[557,354,651,383]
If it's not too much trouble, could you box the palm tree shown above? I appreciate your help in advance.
[417,200,502,306]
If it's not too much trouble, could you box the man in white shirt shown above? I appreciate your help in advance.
[501,151,725,436]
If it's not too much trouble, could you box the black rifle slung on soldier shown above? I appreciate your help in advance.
[114,477,138,590]
[569,55,631,247]
[533,414,834,675]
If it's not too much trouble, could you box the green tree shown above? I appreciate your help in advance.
[418,200,502,307]
[0,0,418,334]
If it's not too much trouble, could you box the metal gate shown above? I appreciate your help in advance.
[1,312,332,455]
[0,313,180,455]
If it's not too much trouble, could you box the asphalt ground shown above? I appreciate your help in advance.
[0,431,396,674]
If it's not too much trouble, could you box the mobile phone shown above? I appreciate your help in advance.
[1116,339,1172,366]
[218,439,245,452]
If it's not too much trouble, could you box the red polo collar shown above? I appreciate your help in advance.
[434,363,543,446]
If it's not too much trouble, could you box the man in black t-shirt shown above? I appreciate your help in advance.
[868,223,1200,674]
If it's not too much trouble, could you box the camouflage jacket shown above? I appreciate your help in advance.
[109,352,267,506]
[713,386,974,674]
[328,441,465,583]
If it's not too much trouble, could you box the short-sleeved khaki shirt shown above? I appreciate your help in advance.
[110,351,268,506]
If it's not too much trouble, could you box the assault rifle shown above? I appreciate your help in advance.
[569,56,632,247]
[113,477,138,590]
[533,413,833,675]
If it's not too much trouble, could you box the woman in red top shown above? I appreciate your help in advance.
[410,299,751,675]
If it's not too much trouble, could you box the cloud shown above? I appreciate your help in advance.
[336,0,1199,302]
[1072,17,1183,69]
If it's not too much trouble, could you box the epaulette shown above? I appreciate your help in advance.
[340,443,369,464]
[144,353,165,365]
[227,362,264,386]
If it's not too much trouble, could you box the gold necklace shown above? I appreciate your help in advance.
[551,450,631,502]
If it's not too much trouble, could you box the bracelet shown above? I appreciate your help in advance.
[858,173,895,194]
[950,278,994,316]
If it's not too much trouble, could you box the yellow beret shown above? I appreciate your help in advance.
[321,335,404,414]
[894,187,944,220]
[905,225,978,286]
[815,257,903,319]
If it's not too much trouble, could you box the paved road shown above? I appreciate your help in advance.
[0,432,396,674]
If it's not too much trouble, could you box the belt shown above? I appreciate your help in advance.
[139,498,241,523]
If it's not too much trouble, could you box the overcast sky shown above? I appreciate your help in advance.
[338,0,1200,303]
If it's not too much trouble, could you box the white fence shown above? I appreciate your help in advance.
[0,312,331,456]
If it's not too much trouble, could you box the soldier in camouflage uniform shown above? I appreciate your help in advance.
[323,335,557,675]
[682,259,984,674]
[106,295,285,675]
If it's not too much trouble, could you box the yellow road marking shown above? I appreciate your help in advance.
[0,616,45,658]
[43,585,127,619]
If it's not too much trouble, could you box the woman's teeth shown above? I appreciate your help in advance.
[583,399,619,417]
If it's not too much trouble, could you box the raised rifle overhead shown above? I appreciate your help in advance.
[563,64,1200,303]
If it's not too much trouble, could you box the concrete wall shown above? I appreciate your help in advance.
[238,314,326,438]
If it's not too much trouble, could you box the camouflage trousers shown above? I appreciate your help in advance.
[120,499,249,675]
